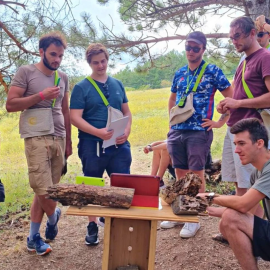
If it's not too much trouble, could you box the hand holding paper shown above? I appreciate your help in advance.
[102,116,129,149]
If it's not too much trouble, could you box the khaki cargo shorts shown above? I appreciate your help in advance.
[24,136,66,195]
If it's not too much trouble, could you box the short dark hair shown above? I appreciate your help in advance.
[39,31,67,51]
[230,16,255,35]
[85,43,109,64]
[230,118,268,149]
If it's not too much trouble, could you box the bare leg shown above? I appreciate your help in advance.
[31,194,57,223]
[151,149,162,176]
[220,209,258,270]
[157,149,171,179]
[235,182,248,196]
[88,216,97,222]
[193,170,205,193]
[175,168,189,180]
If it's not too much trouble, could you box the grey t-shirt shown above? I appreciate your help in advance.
[11,64,69,137]
[250,159,270,220]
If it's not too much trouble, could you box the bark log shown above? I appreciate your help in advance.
[160,172,209,215]
[47,184,135,209]
[171,195,208,215]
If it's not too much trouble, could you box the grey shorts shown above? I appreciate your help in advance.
[167,129,213,171]
[221,128,253,188]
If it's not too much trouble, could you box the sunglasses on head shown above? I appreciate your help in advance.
[185,45,202,53]
[257,32,269,38]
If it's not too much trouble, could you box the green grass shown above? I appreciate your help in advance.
[0,88,228,220]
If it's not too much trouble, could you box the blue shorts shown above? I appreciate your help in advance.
[167,129,213,171]
[78,139,132,177]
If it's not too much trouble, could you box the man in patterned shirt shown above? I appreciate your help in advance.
[163,31,233,238]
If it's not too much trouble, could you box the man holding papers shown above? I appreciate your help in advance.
[70,43,132,246]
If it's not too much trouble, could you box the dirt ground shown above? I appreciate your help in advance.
[1,147,270,270]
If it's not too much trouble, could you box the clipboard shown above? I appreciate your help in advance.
[102,116,129,148]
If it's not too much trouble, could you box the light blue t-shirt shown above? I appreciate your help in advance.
[171,60,231,131]
[70,76,128,140]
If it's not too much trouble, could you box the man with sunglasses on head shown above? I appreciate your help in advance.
[218,16,270,207]
[238,16,270,65]
[70,43,132,246]
[164,31,232,238]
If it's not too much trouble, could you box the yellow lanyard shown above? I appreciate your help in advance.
[186,67,199,93]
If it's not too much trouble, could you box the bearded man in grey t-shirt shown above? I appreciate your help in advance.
[6,31,72,256]
[198,118,270,269]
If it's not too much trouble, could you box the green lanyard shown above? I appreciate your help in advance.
[242,60,254,99]
[186,67,199,93]
[267,44,270,49]
[86,76,110,107]
[178,62,208,106]
[51,71,59,108]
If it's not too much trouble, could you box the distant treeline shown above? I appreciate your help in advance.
[113,50,239,91]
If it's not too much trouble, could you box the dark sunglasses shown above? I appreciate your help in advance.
[257,32,269,38]
[103,83,109,98]
[185,45,202,53]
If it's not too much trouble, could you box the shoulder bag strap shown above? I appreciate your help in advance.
[242,60,254,99]
[86,76,109,107]
[177,62,208,107]
[191,62,208,93]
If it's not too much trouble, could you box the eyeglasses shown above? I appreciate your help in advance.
[103,83,109,98]
[257,32,269,38]
[185,45,202,53]
[229,32,250,41]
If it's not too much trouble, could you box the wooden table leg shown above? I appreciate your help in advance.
[148,220,157,270]
[102,217,111,270]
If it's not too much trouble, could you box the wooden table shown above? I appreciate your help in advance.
[66,202,199,270]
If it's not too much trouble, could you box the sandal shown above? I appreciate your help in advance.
[212,233,229,244]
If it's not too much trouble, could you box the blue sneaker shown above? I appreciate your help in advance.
[98,217,105,227]
[85,222,99,246]
[27,233,52,255]
[45,207,61,241]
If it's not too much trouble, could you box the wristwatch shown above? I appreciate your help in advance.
[207,192,215,204]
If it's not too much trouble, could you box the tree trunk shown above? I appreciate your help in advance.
[248,0,270,19]
[47,184,135,209]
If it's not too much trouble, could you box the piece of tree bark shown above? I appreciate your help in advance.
[160,172,202,204]
[160,172,209,214]
[47,184,135,209]
[171,195,208,215]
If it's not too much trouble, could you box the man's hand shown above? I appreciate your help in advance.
[42,86,60,100]
[201,119,223,131]
[256,15,266,30]
[97,128,114,140]
[116,127,130,144]
[220,97,241,110]
[65,140,72,158]
[216,102,228,114]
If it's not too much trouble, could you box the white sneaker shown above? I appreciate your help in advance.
[180,222,200,238]
[160,221,184,229]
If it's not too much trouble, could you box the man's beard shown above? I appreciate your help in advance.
[43,53,58,71]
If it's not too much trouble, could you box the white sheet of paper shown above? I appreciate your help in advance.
[102,116,129,149]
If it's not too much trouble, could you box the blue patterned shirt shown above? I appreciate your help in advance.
[171,60,231,131]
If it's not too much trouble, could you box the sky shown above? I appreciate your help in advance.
[66,0,242,74]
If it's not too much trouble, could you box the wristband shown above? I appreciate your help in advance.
[39,92,45,100]
[147,144,153,152]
